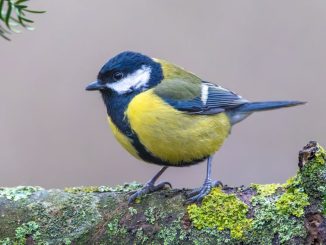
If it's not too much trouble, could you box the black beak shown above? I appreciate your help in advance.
[85,80,106,91]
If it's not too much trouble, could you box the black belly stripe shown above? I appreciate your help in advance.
[102,92,208,167]
[130,130,208,166]
[131,131,169,165]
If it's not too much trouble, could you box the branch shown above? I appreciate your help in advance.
[0,141,325,244]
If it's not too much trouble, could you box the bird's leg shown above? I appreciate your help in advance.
[128,166,171,203]
[186,156,222,204]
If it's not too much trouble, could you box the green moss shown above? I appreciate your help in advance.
[157,216,186,245]
[157,225,178,245]
[107,218,128,243]
[64,182,142,194]
[1,143,325,244]
[312,144,326,165]
[26,191,101,243]
[63,238,72,245]
[251,183,282,197]
[192,227,233,245]
[249,194,306,244]
[64,186,101,193]
[247,153,317,244]
[299,145,326,204]
[276,188,309,217]
[135,228,149,244]
[0,238,11,245]
[15,221,40,244]
[0,186,42,201]
[282,175,301,189]
[144,207,156,224]
[0,221,43,244]
[187,188,252,239]
[128,207,137,216]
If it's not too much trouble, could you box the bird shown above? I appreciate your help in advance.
[86,51,305,204]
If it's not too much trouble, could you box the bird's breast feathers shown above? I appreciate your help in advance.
[124,89,231,164]
[107,117,140,160]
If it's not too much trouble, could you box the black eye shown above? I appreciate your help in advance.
[112,71,124,81]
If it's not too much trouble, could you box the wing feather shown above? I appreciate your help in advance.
[155,80,248,115]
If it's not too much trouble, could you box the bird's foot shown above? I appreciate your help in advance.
[128,181,172,204]
[185,179,223,204]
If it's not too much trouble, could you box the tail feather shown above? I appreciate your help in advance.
[236,100,306,113]
[228,100,306,125]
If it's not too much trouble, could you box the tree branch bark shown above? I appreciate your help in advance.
[0,141,325,244]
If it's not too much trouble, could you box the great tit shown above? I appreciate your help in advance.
[86,51,305,203]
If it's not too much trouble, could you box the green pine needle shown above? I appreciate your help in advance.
[0,0,45,40]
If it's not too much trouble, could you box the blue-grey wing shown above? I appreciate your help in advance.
[159,81,249,115]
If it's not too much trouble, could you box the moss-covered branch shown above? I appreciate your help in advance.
[0,141,326,244]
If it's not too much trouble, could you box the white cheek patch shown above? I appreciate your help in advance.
[107,66,151,94]
[201,84,209,105]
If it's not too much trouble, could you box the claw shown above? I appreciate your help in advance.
[212,180,223,188]
[185,179,223,204]
[156,181,172,189]
[128,181,172,204]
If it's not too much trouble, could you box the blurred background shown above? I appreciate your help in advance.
[0,0,325,189]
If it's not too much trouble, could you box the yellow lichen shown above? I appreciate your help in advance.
[187,188,252,239]
[313,144,326,165]
[251,183,282,197]
[275,188,309,217]
[64,186,101,193]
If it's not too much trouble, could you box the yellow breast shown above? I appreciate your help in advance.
[125,89,231,165]
[107,117,140,160]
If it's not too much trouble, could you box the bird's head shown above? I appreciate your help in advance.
[86,51,163,96]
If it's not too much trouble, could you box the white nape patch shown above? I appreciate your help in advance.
[201,84,209,105]
[107,65,151,94]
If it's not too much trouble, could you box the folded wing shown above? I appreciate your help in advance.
[154,80,249,115]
